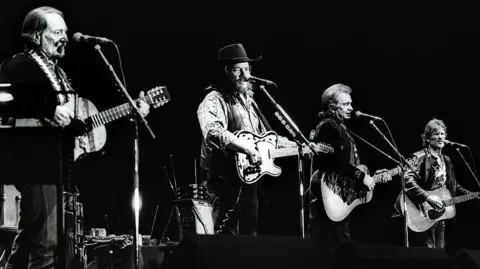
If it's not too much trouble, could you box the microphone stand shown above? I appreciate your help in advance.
[367,120,421,248]
[94,44,156,269]
[454,147,480,189]
[257,85,317,238]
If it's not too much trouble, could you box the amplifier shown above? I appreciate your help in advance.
[1,185,20,229]
[175,199,214,235]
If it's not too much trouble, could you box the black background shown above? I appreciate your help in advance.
[1,0,480,255]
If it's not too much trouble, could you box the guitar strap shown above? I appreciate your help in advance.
[252,101,273,131]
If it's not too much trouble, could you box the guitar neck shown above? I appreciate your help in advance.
[271,142,334,159]
[444,193,479,207]
[88,95,154,129]
[271,147,299,159]
[373,166,402,183]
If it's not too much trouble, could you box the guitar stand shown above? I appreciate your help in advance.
[158,156,183,243]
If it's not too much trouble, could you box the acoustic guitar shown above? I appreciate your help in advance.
[14,86,170,160]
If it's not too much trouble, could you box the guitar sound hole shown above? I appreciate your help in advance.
[427,208,445,220]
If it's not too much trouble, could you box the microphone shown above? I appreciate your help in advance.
[72,32,112,44]
[354,111,382,121]
[444,140,468,148]
[248,76,276,86]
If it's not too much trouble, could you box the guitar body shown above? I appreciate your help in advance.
[312,164,373,222]
[234,130,281,184]
[68,97,107,161]
[397,187,456,232]
[14,97,107,161]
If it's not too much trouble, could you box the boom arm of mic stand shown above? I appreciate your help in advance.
[257,86,316,154]
[94,44,156,139]
[454,147,480,189]
[368,120,419,175]
[368,120,423,248]
[257,85,312,238]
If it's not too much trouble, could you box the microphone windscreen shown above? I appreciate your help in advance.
[72,32,83,42]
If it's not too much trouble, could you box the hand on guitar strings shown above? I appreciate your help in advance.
[244,140,262,165]
[426,195,444,209]
[53,104,74,127]
[374,169,392,183]
[247,148,262,165]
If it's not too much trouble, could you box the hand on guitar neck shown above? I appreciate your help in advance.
[359,166,394,191]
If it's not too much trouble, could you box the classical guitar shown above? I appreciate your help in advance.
[15,86,170,160]
[310,164,402,222]
[395,186,480,232]
[234,130,334,184]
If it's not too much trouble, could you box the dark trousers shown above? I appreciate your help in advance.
[6,184,57,269]
[207,176,259,236]
[408,220,446,249]
[307,215,352,257]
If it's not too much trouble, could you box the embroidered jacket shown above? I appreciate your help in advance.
[309,115,366,220]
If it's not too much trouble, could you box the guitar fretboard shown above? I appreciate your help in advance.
[89,93,159,129]
[444,193,479,207]
[373,166,402,183]
[271,147,299,159]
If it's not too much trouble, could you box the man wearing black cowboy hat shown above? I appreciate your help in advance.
[197,43,312,235]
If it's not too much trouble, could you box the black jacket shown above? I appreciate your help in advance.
[309,116,366,218]
[403,148,470,205]
[0,52,58,119]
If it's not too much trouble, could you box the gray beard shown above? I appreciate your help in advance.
[235,81,253,96]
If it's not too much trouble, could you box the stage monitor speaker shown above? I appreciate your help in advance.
[331,241,454,269]
[87,245,164,269]
[452,249,480,269]
[163,235,330,269]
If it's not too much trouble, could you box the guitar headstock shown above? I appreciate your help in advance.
[314,142,334,154]
[145,86,171,109]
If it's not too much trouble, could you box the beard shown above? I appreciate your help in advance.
[235,79,253,95]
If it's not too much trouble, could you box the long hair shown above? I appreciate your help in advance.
[318,83,352,118]
[421,118,447,147]
[21,6,64,49]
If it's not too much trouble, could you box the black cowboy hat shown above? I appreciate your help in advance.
[213,43,262,65]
